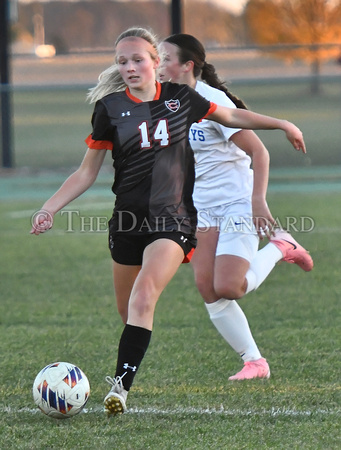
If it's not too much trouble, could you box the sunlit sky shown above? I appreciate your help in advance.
[209,0,248,14]
[17,0,248,15]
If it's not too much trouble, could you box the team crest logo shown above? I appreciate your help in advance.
[165,99,180,112]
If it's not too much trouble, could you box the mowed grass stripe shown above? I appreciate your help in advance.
[2,406,340,417]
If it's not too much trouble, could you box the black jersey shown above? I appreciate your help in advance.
[86,81,216,237]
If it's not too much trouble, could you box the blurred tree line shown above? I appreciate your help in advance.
[245,0,341,92]
[12,0,341,93]
[14,0,245,53]
[14,0,341,54]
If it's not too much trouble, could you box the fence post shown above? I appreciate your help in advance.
[0,0,14,169]
[171,0,182,34]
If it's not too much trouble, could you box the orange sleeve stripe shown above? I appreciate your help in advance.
[85,134,113,151]
[201,102,218,120]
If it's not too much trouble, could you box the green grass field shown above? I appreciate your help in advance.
[0,175,340,448]
[1,80,340,448]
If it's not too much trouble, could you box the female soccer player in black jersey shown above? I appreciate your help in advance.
[31,27,306,415]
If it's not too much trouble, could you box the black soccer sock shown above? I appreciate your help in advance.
[115,324,152,391]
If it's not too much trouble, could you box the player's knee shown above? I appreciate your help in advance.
[214,278,246,300]
[130,278,158,319]
[131,294,155,319]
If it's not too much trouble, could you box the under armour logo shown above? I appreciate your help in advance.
[180,235,188,243]
[123,363,137,372]
[121,111,131,117]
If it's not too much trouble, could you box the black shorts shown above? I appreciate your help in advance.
[109,231,196,265]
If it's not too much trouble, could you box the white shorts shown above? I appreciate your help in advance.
[196,200,259,262]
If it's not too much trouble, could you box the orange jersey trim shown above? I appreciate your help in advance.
[200,102,218,121]
[85,134,113,151]
[125,81,162,103]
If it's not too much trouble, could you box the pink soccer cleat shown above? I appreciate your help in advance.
[228,358,270,381]
[270,229,313,272]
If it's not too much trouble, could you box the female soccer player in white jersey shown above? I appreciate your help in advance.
[158,34,313,381]
[31,27,309,415]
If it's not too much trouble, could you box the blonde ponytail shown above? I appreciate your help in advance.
[87,64,126,104]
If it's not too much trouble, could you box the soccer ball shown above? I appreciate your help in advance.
[32,362,90,419]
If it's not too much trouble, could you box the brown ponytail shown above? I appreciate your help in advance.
[163,34,248,110]
[201,61,247,109]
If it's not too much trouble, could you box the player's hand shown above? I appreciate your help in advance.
[284,121,306,154]
[252,198,277,240]
[30,210,54,235]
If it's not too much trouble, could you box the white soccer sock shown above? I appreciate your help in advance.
[245,243,283,294]
[206,299,262,362]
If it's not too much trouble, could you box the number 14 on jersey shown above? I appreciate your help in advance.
[138,119,170,149]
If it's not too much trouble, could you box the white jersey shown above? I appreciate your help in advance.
[190,81,253,210]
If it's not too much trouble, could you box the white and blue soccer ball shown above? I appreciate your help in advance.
[32,362,90,419]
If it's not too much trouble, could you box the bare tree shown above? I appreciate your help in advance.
[244,0,341,93]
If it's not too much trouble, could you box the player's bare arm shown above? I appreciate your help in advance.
[208,105,306,153]
[231,129,275,239]
[30,148,107,235]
